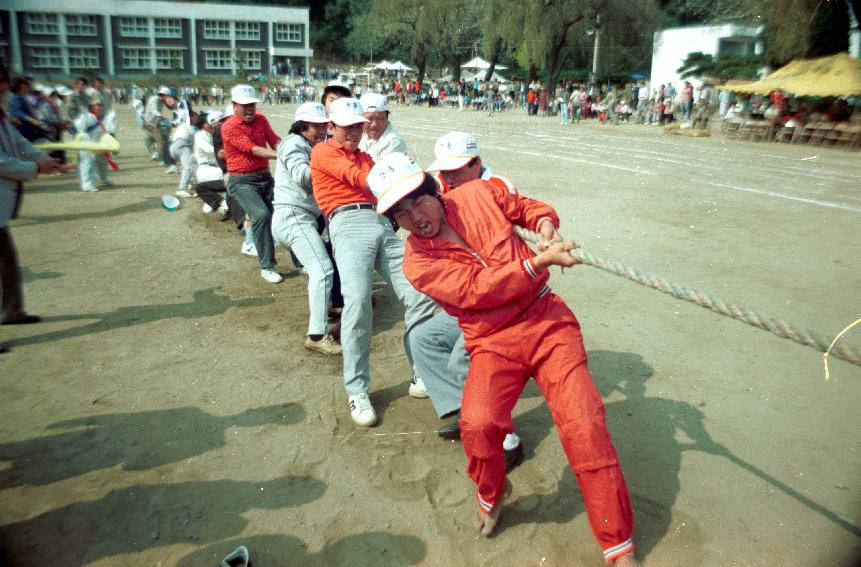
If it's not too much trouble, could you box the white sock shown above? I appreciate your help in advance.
[503,432,520,450]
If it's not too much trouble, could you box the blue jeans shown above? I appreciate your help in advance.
[272,205,335,336]
[328,208,436,396]
[227,173,275,270]
[559,102,569,124]
[409,311,469,418]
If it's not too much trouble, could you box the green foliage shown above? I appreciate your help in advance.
[676,51,762,80]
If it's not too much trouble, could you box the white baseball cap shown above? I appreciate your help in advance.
[294,102,330,123]
[206,110,225,125]
[328,97,369,127]
[427,131,479,172]
[231,84,259,104]
[157,86,173,96]
[368,153,425,214]
[360,92,388,113]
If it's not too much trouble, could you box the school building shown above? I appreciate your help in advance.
[0,0,313,78]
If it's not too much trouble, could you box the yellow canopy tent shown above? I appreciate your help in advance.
[716,52,861,96]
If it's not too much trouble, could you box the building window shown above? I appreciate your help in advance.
[30,46,63,68]
[120,17,149,38]
[154,18,182,39]
[68,47,100,69]
[156,48,184,70]
[204,49,232,70]
[121,48,151,70]
[26,13,60,34]
[275,23,302,42]
[65,15,98,36]
[234,21,260,41]
[241,50,261,70]
[203,20,230,40]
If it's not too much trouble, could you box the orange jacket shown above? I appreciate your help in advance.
[310,138,376,217]
[402,179,558,346]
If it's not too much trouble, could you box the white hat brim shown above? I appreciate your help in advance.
[232,96,260,104]
[426,155,473,172]
[375,170,425,214]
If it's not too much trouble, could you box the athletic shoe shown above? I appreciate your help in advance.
[165,165,178,174]
[217,199,228,213]
[408,375,428,399]
[202,203,213,213]
[304,334,342,355]
[157,160,166,166]
[348,393,377,427]
[176,189,194,198]
[260,268,283,283]
[241,242,258,257]
[81,187,99,192]
[151,152,159,160]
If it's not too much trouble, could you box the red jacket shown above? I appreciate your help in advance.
[402,179,558,346]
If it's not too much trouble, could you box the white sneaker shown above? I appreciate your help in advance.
[151,152,159,160]
[217,200,228,213]
[157,160,166,166]
[202,203,214,213]
[241,242,258,257]
[304,334,342,355]
[81,187,99,192]
[165,165,178,174]
[348,393,377,427]
[409,375,429,399]
[176,189,194,198]
[260,268,283,283]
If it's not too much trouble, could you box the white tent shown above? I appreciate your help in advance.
[460,56,507,71]
[389,60,413,72]
[374,60,393,70]
[439,69,509,83]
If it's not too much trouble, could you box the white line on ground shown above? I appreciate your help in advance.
[703,181,861,213]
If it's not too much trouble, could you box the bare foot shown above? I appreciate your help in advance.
[474,502,503,537]
[612,553,640,567]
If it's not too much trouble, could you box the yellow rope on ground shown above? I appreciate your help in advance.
[824,317,861,382]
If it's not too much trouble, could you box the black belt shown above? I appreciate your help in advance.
[329,203,375,219]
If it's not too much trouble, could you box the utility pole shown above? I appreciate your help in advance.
[589,14,602,84]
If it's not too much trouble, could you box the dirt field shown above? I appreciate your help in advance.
[1,102,859,567]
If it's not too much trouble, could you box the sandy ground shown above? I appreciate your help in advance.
[0,102,859,567]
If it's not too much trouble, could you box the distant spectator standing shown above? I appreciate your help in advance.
[65,77,90,122]
[144,86,178,171]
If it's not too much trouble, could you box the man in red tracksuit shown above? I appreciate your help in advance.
[367,153,639,566]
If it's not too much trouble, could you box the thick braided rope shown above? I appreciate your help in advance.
[515,227,861,367]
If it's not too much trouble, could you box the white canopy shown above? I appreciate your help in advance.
[389,60,413,72]
[374,60,393,70]
[460,56,507,71]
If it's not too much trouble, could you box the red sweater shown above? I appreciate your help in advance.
[222,114,280,173]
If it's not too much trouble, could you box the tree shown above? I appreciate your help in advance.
[677,51,762,80]
[492,0,662,94]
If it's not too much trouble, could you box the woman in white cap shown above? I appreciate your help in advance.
[193,111,229,216]
[272,102,342,355]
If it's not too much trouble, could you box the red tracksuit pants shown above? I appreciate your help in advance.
[460,294,635,562]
